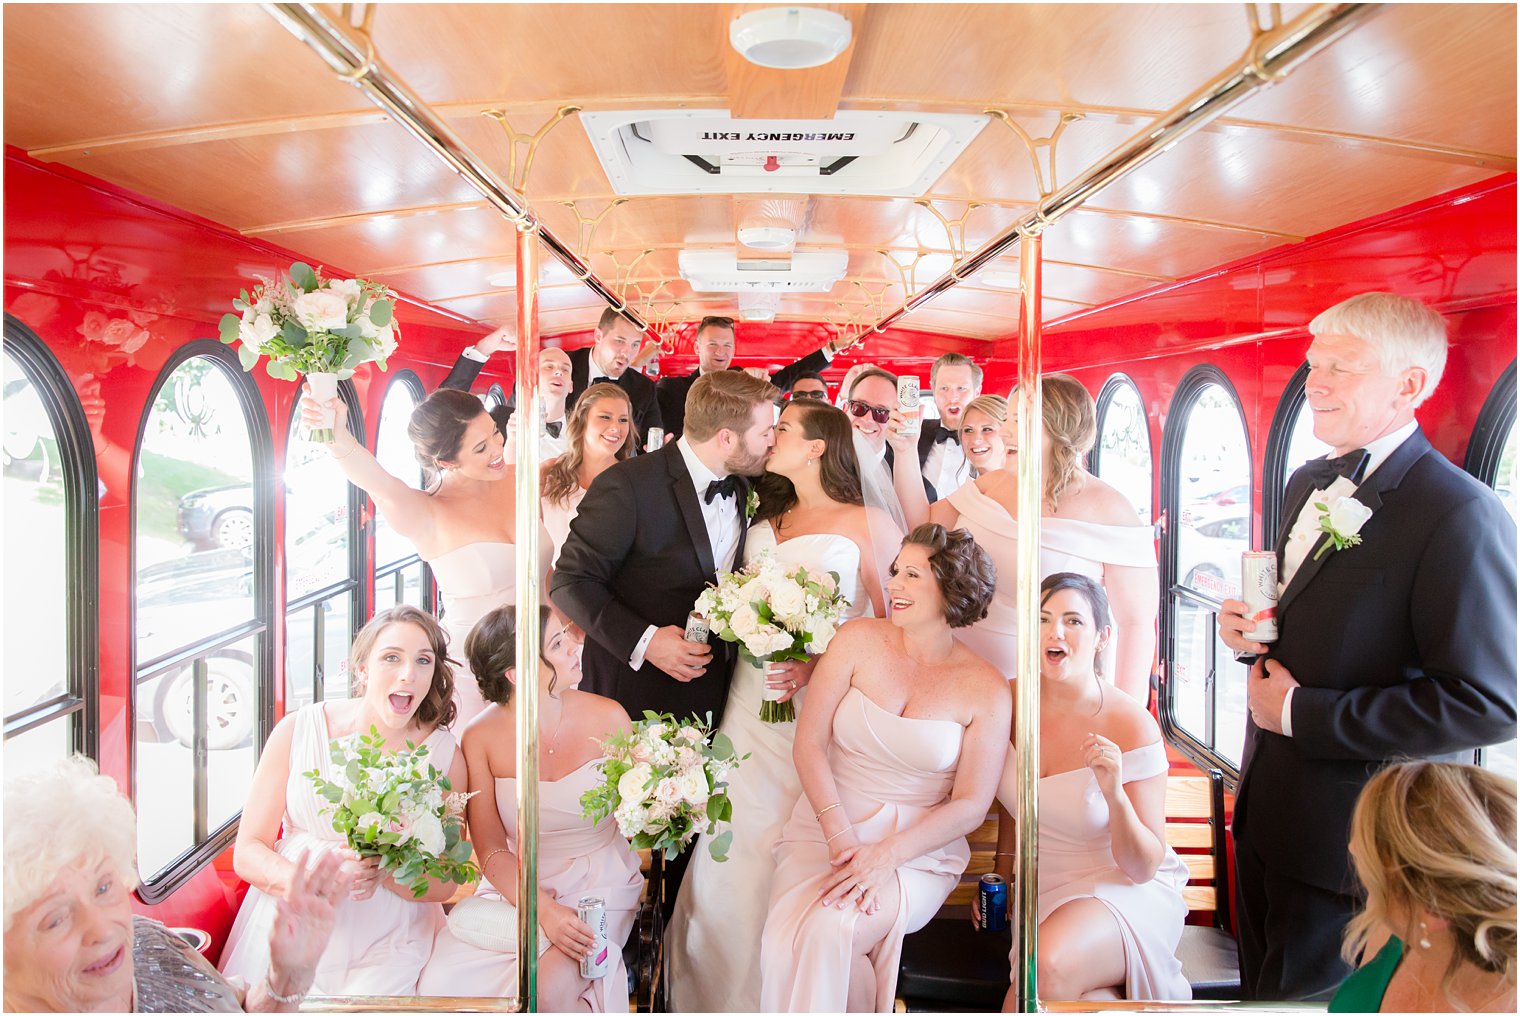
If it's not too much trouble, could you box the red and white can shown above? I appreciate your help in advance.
[897,375,921,435]
[577,895,610,979]
[684,611,710,644]
[1241,551,1279,642]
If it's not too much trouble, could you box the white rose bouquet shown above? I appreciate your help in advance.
[218,262,400,441]
[580,711,746,862]
[694,550,852,722]
[306,726,478,899]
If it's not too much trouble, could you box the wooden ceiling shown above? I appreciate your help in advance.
[5,3,1515,349]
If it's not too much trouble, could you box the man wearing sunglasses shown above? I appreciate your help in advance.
[786,371,829,401]
[655,316,853,440]
[845,366,938,503]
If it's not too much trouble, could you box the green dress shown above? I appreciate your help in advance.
[1329,935,1404,1013]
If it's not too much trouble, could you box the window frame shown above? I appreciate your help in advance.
[283,383,367,709]
[2,314,100,761]
[130,340,274,902]
[1262,361,1313,543]
[1157,365,1252,787]
[1090,372,1154,521]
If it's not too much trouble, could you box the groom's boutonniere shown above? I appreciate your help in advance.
[744,489,760,521]
[1312,494,1373,561]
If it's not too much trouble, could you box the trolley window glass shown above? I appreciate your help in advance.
[372,371,433,614]
[1092,374,1153,524]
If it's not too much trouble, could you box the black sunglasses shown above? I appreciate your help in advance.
[790,389,828,401]
[845,399,892,424]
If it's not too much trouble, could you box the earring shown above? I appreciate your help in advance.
[806,458,814,467]
[1418,921,1432,949]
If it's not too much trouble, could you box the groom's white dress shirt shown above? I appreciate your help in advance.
[628,437,742,669]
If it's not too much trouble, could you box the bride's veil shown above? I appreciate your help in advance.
[852,429,908,609]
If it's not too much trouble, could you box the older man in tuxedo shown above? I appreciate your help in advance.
[655,315,850,440]
[1218,292,1517,1001]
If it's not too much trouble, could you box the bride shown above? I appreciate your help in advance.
[665,399,887,1012]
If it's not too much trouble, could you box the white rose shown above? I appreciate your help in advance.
[411,812,446,856]
[675,746,703,771]
[618,762,654,804]
[676,725,703,745]
[644,723,668,740]
[1326,495,1373,537]
[291,290,350,332]
[677,767,711,807]
[238,312,278,348]
[328,278,362,308]
[653,778,683,805]
[808,618,838,653]
[768,581,806,622]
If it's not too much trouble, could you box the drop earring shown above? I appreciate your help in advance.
[1418,921,1432,949]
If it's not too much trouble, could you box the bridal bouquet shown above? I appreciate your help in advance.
[218,262,400,441]
[695,550,851,722]
[581,712,746,862]
[306,726,478,898]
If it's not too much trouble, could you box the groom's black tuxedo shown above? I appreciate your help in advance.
[550,441,748,727]
[1233,427,1517,999]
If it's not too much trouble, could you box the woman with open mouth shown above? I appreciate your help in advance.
[219,605,469,997]
[980,572,1190,1007]
[541,382,637,569]
[300,386,547,725]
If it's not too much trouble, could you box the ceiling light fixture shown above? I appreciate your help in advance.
[730,7,852,70]
[737,224,797,250]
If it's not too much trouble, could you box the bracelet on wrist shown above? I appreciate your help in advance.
[814,802,843,820]
[481,847,509,873]
[264,977,307,1005]
[825,827,851,845]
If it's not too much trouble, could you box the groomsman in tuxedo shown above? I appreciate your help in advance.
[917,352,982,494]
[438,308,663,449]
[655,315,852,439]
[436,325,571,455]
[551,369,778,914]
[1218,292,1517,1001]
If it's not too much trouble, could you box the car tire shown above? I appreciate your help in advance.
[210,508,254,551]
[154,651,256,751]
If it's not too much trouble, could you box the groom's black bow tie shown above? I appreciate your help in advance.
[1302,448,1370,490]
[704,476,739,504]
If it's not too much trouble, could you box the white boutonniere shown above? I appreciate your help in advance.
[744,490,760,521]
[1312,494,1373,561]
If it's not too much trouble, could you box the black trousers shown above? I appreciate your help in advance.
[659,847,694,926]
[1234,832,1359,1002]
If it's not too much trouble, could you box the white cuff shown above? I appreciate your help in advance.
[461,344,490,363]
[821,344,836,362]
[1280,686,1295,737]
[629,624,657,670]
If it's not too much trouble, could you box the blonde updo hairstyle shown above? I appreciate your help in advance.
[1342,761,1517,1003]
[1041,374,1097,510]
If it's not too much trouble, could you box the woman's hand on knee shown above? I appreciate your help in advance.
[539,893,596,961]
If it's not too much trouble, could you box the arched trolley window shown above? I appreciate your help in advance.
[1262,362,1333,540]
[371,370,435,615]
[284,385,366,710]
[1464,360,1517,781]
[132,341,273,900]
[3,316,99,772]
[1091,374,1153,524]
[1159,367,1252,781]
[483,382,506,415]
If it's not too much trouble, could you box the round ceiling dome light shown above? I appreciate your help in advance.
[730,7,852,70]
[736,224,797,250]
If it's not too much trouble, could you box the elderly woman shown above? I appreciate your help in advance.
[3,756,348,1013]
[1331,761,1516,1013]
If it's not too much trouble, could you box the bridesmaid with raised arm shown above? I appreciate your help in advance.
[759,524,1010,1013]
[889,375,1157,699]
[666,399,885,1012]
[300,386,548,724]
[540,382,637,567]
[419,605,641,1011]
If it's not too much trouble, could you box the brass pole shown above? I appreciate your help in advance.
[1011,231,1044,1013]
[514,219,543,1010]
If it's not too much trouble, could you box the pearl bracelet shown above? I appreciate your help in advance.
[264,978,307,1005]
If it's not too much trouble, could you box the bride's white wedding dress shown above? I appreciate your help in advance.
[665,522,872,1012]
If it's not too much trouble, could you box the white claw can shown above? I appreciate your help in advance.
[897,375,922,435]
[1241,551,1280,642]
[684,611,710,644]
[646,426,665,452]
[577,896,610,979]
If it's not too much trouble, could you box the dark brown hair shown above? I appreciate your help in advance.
[464,605,558,707]
[596,306,627,333]
[350,605,457,730]
[684,370,779,442]
[1039,572,1113,676]
[755,400,862,522]
[408,388,490,489]
[898,524,997,629]
[542,383,635,506]
[697,315,736,333]
[847,366,899,402]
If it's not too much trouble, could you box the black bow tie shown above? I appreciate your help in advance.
[704,476,739,504]
[934,427,959,445]
[544,420,563,439]
[591,375,617,387]
[1301,448,1370,490]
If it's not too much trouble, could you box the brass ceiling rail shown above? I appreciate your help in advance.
[263,2,650,334]
[868,2,1384,338]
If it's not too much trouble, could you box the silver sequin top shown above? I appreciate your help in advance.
[132,917,244,1013]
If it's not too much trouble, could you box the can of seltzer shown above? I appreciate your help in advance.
[978,874,1009,933]
[1241,551,1280,642]
[684,611,710,644]
[897,375,922,435]
[646,426,665,453]
[577,896,610,979]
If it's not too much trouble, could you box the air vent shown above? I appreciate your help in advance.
[581,109,989,197]
[679,250,848,292]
